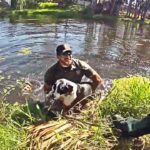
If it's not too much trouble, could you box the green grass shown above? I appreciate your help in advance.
[100,75,150,118]
[38,2,58,9]
[0,99,45,149]
[0,100,27,149]
[1,2,150,24]
[145,19,150,24]
[10,4,85,19]
[0,124,27,150]
[1,75,150,149]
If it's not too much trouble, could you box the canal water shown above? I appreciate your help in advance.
[0,17,150,102]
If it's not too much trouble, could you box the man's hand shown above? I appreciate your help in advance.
[90,73,103,91]
[43,83,52,94]
[99,79,105,90]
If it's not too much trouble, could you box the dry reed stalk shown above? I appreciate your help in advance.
[26,99,108,149]
[27,120,72,149]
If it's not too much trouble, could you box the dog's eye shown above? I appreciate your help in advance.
[60,86,65,90]
[60,82,66,89]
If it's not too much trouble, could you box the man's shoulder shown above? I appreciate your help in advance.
[46,62,59,73]
[73,58,86,66]
[73,58,89,68]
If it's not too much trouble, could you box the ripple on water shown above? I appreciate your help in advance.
[0,19,150,82]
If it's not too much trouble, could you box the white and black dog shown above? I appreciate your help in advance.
[46,78,93,113]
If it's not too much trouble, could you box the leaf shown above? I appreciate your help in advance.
[0,56,5,61]
[17,48,32,55]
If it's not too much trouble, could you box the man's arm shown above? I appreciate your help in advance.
[43,83,52,94]
[89,71,104,91]
[78,59,104,90]
[44,68,54,94]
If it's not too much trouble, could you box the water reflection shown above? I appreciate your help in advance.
[0,18,150,82]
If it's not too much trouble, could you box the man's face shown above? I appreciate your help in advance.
[57,51,73,67]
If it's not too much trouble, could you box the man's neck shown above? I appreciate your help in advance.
[59,63,71,68]
[59,60,73,68]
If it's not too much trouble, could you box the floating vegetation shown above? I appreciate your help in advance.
[17,47,32,55]
[0,56,5,61]
[0,74,5,82]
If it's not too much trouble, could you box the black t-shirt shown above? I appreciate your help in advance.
[44,58,97,86]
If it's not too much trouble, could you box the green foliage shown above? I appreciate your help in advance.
[11,0,39,9]
[0,99,46,149]
[93,15,118,23]
[0,124,27,150]
[38,2,58,9]
[81,6,93,19]
[10,101,46,126]
[11,4,85,19]
[100,76,150,118]
[0,100,10,123]
[0,100,27,149]
[68,4,83,12]
[1,75,150,149]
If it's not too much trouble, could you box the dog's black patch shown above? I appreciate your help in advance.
[57,82,73,95]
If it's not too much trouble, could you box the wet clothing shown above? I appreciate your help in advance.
[44,58,99,91]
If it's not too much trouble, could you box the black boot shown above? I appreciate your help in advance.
[112,114,150,138]
[112,114,130,137]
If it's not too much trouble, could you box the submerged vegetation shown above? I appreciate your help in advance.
[1,75,150,149]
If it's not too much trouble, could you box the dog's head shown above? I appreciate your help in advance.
[48,79,78,106]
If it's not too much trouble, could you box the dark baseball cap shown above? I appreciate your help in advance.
[56,44,72,55]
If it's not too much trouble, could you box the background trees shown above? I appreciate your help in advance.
[1,0,150,21]
[90,0,150,21]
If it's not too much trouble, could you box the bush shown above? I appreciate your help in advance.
[38,2,58,9]
[11,0,38,9]
[100,76,150,118]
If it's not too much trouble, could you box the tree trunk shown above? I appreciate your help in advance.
[110,0,116,15]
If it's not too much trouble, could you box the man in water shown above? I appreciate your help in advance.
[43,43,104,114]
[44,43,103,94]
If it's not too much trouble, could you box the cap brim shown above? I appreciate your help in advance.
[62,50,72,53]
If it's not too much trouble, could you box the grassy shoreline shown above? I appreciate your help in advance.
[1,4,150,24]
[1,75,150,149]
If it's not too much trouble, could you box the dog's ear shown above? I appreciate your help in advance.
[67,84,73,93]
